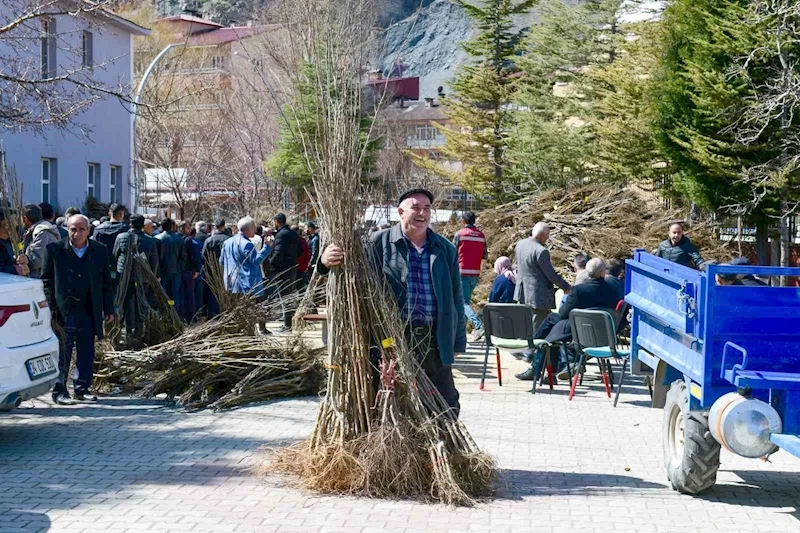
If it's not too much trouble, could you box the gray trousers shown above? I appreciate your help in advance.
[532,308,551,332]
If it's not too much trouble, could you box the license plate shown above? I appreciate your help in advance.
[26,354,56,379]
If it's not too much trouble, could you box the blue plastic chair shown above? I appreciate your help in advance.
[568,309,631,406]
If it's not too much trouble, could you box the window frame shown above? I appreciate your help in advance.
[82,30,93,69]
[40,18,56,79]
[87,162,100,199]
[109,165,121,203]
[41,158,52,203]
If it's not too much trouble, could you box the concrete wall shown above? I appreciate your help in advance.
[0,9,135,212]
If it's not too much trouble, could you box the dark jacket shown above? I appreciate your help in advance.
[41,238,113,339]
[91,220,129,276]
[195,230,209,245]
[604,275,625,301]
[654,236,705,269]
[114,229,160,277]
[155,231,186,277]
[559,277,621,321]
[308,233,320,267]
[201,232,229,269]
[184,236,200,273]
[739,275,768,287]
[57,225,68,239]
[489,275,516,304]
[268,225,302,274]
[0,238,17,275]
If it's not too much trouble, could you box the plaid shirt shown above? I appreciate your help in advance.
[405,237,437,325]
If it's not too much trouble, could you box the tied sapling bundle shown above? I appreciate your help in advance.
[266,0,496,505]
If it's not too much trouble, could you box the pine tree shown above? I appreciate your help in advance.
[590,20,665,184]
[414,0,537,203]
[650,0,780,258]
[508,0,609,191]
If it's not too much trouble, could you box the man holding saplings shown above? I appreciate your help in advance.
[319,188,467,416]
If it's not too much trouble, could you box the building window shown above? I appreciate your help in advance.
[415,125,441,141]
[41,19,56,79]
[110,165,121,203]
[41,159,53,203]
[211,55,225,69]
[82,31,93,69]
[87,163,100,199]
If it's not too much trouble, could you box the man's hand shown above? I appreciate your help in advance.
[192,272,199,280]
[16,254,28,266]
[14,264,29,276]
[105,314,116,324]
[321,245,344,268]
[564,285,572,295]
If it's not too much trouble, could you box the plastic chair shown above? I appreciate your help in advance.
[568,309,631,406]
[481,304,555,392]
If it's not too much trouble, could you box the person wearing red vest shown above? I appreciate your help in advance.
[453,211,488,340]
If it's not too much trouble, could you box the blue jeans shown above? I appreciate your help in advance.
[460,276,482,330]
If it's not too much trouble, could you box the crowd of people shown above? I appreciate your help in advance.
[0,193,769,411]
[0,200,320,405]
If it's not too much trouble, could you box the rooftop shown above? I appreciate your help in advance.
[186,25,277,46]
[154,13,224,28]
[381,99,449,122]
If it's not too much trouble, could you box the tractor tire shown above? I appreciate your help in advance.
[663,380,720,494]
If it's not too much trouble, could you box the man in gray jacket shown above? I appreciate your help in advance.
[514,221,571,330]
[320,188,466,417]
[22,203,62,279]
[654,222,705,269]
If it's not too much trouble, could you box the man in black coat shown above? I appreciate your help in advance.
[268,213,302,331]
[113,214,160,337]
[91,203,129,296]
[516,258,621,381]
[201,219,229,317]
[155,218,186,314]
[42,214,114,404]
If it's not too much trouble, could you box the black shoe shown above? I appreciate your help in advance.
[53,393,76,406]
[515,368,536,381]
[74,392,98,402]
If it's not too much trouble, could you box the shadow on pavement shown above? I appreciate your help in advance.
[0,396,309,518]
[3,511,51,532]
[495,469,667,500]
[699,470,800,522]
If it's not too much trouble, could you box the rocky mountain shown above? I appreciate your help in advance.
[380,0,473,98]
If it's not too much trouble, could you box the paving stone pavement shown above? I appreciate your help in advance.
[2,337,800,533]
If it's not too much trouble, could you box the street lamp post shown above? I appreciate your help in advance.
[131,43,179,213]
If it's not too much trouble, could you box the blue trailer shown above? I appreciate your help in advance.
[625,250,800,494]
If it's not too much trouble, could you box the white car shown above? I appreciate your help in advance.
[0,273,60,410]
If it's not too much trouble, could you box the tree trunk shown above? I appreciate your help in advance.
[780,198,791,286]
[736,215,743,256]
[755,221,769,265]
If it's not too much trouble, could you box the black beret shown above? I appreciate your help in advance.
[398,188,434,205]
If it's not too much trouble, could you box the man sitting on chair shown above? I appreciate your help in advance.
[516,258,620,381]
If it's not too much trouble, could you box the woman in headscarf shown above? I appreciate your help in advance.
[489,256,516,303]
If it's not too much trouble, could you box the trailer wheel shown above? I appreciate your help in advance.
[663,380,720,494]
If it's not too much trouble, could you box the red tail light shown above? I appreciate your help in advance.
[0,304,31,328]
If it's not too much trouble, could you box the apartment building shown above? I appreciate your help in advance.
[0,4,150,210]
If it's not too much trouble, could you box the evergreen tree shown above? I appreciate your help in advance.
[414,0,537,203]
[649,0,776,225]
[267,63,380,190]
[508,0,610,191]
[590,20,665,184]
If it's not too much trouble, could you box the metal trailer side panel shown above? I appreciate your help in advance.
[626,250,705,387]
